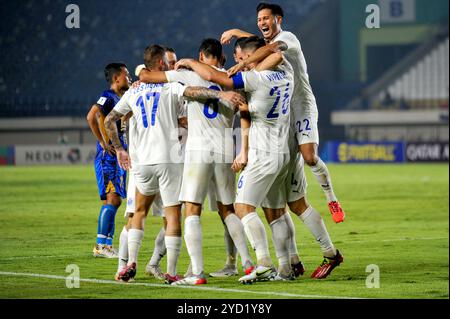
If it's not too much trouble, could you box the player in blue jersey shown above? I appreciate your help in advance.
[86,62,132,258]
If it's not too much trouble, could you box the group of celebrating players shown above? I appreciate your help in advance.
[87,2,346,286]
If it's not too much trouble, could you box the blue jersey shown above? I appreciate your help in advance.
[94,89,127,200]
[96,89,125,147]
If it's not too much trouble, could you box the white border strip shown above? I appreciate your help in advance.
[0,271,365,299]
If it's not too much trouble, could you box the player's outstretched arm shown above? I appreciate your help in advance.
[176,59,235,89]
[183,86,245,110]
[227,41,288,77]
[256,52,284,72]
[138,69,168,84]
[221,29,255,45]
[104,110,131,170]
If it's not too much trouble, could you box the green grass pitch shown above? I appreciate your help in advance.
[0,164,448,299]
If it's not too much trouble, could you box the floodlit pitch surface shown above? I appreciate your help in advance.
[0,164,448,299]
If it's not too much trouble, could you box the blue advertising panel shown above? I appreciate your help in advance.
[325,141,405,163]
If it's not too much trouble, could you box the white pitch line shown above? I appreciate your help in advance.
[1,237,447,261]
[0,271,364,299]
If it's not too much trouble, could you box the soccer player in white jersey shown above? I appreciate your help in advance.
[222,2,346,224]
[220,3,344,279]
[104,44,245,283]
[138,39,255,285]
[177,36,296,283]
[115,59,175,281]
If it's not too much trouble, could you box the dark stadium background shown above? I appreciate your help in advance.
[0,0,448,163]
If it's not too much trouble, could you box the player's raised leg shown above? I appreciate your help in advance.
[299,141,345,223]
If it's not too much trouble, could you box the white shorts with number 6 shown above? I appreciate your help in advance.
[236,149,290,209]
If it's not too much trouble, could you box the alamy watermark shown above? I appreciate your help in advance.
[366,4,381,29]
[65,264,80,288]
[365,264,380,288]
[65,4,80,29]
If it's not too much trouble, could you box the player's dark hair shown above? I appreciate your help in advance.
[104,63,126,84]
[199,38,223,60]
[163,46,176,53]
[144,44,166,70]
[234,37,249,54]
[240,36,266,52]
[256,2,284,17]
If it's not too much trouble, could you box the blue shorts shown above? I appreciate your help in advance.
[94,143,127,200]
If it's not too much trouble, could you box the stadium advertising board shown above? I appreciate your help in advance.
[406,142,449,162]
[14,145,96,166]
[325,141,405,163]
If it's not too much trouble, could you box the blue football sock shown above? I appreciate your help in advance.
[104,204,118,246]
[96,204,116,245]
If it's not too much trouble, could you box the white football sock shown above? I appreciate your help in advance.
[165,236,182,276]
[149,227,166,266]
[223,224,237,267]
[224,214,253,268]
[243,222,256,251]
[310,158,338,203]
[184,216,203,276]
[283,212,300,264]
[117,226,128,273]
[299,206,337,258]
[128,229,144,265]
[241,212,271,267]
[269,216,290,275]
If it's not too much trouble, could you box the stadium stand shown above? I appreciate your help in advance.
[0,0,322,118]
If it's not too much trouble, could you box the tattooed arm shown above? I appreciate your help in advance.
[183,86,246,110]
[227,41,288,77]
[104,110,131,170]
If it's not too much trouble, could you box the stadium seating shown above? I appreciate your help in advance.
[375,36,449,110]
[0,0,322,118]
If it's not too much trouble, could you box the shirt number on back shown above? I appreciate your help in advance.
[267,83,290,119]
[137,92,161,128]
[203,85,220,119]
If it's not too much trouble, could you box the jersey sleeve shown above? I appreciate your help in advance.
[170,82,187,107]
[96,93,114,115]
[113,91,132,116]
[232,71,259,92]
[276,31,300,55]
[166,70,194,86]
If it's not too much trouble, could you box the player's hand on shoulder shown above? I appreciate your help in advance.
[218,91,246,110]
[175,59,194,71]
[227,62,245,77]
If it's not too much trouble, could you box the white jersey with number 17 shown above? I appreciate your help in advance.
[113,82,186,165]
